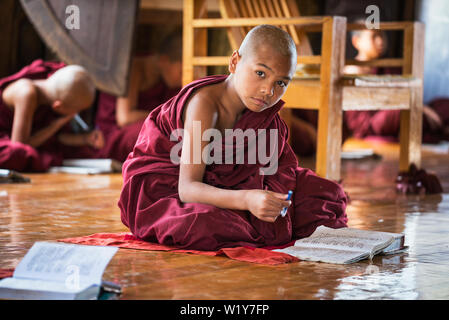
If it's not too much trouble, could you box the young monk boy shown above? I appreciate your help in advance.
[0,61,103,171]
[95,30,182,162]
[119,25,348,251]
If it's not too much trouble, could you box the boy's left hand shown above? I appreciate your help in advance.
[244,190,291,223]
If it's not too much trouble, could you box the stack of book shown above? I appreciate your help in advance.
[49,159,122,175]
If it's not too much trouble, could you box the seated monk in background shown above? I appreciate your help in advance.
[344,26,449,143]
[95,30,182,162]
[288,25,449,158]
[0,60,103,172]
[118,25,348,251]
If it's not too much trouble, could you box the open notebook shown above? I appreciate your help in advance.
[0,242,118,300]
[274,226,406,264]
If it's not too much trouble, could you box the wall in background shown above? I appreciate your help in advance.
[417,0,449,103]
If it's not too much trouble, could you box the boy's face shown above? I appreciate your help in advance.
[352,30,386,59]
[158,56,182,89]
[230,44,295,112]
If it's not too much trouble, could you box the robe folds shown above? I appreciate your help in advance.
[118,75,348,251]
[0,59,97,172]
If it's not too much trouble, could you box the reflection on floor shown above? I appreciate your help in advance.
[0,138,448,299]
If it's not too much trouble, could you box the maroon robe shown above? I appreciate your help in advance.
[290,109,318,156]
[95,79,180,162]
[345,101,449,143]
[0,59,98,172]
[118,75,348,251]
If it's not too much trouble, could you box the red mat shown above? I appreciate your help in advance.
[57,232,299,265]
[0,268,14,279]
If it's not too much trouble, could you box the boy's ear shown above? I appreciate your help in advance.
[228,50,241,74]
[52,100,62,111]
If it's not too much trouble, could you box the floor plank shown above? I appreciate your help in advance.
[1,139,448,299]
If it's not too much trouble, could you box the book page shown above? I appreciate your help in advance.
[13,242,118,287]
[293,226,395,254]
[0,277,93,294]
[274,246,368,264]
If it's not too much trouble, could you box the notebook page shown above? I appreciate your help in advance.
[13,242,118,287]
[0,277,92,294]
[274,246,367,264]
[292,226,394,253]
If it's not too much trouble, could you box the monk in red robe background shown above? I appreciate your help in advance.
[344,27,449,143]
[119,25,348,251]
[95,30,182,163]
[289,25,449,157]
[0,60,103,172]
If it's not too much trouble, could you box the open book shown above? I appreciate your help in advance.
[0,242,118,300]
[49,159,123,174]
[274,226,406,264]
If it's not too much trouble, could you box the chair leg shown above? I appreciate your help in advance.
[399,88,423,171]
[316,107,342,181]
[399,22,424,172]
[315,17,346,181]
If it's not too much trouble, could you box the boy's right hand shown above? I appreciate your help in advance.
[244,190,292,223]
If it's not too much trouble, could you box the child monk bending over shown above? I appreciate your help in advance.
[0,61,103,171]
[119,25,348,251]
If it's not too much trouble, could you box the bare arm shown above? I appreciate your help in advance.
[58,129,105,149]
[3,79,37,144]
[178,93,290,222]
[115,58,158,127]
[3,79,73,148]
[27,115,74,148]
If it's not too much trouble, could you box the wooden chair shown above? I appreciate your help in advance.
[182,0,424,181]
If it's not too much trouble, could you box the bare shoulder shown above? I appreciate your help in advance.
[2,78,37,107]
[182,84,219,127]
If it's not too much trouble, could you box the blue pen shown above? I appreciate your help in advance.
[280,190,293,217]
[74,114,90,132]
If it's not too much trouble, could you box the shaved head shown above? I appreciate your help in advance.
[238,24,297,66]
[47,65,95,112]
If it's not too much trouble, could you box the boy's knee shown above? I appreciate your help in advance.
[295,168,347,203]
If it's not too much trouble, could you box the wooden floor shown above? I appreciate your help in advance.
[1,139,449,300]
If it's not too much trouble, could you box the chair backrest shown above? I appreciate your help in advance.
[218,0,313,55]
